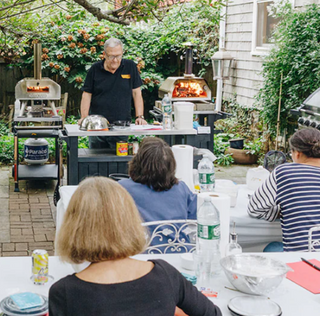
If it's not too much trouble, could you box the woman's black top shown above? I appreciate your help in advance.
[49,259,222,316]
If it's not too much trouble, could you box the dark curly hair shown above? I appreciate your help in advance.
[289,128,320,158]
[128,137,178,191]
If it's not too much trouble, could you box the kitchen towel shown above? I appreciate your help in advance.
[198,192,231,257]
[172,145,194,192]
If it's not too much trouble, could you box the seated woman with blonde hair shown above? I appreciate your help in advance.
[49,177,221,316]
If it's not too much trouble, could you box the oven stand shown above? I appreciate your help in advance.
[12,128,61,192]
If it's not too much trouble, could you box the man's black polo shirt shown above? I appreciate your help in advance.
[82,59,142,123]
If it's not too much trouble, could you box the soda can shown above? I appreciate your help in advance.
[128,142,133,155]
[116,141,128,156]
[32,249,48,285]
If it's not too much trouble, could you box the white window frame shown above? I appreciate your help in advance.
[251,0,295,56]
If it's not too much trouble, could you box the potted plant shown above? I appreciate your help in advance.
[226,139,262,164]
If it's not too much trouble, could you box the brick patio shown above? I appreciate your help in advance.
[0,164,250,257]
[0,166,56,257]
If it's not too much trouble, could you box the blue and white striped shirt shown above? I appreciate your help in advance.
[248,163,320,252]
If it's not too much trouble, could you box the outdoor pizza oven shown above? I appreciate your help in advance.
[158,43,211,102]
[15,43,61,118]
[291,87,320,130]
[158,77,211,101]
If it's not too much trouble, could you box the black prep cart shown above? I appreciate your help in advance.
[60,124,201,185]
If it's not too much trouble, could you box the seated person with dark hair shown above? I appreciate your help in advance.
[119,137,197,249]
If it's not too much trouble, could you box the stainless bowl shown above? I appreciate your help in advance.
[79,115,110,131]
[220,254,291,295]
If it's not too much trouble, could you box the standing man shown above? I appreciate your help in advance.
[79,38,147,149]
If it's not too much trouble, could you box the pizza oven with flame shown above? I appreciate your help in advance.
[158,43,212,102]
[159,77,211,102]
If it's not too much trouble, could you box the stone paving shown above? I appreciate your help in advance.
[0,166,56,257]
[0,164,251,257]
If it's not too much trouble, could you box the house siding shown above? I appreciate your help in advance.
[223,0,318,107]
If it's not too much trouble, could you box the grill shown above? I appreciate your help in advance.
[292,87,320,130]
[14,43,61,125]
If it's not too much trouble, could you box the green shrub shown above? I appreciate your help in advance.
[257,3,320,136]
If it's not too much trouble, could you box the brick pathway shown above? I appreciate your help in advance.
[0,164,250,257]
[0,167,56,257]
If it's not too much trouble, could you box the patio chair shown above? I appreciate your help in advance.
[142,219,197,254]
[308,224,320,252]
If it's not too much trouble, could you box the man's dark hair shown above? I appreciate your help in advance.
[129,137,178,191]
[289,128,320,158]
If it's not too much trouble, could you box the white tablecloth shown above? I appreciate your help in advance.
[230,185,282,251]
[56,185,282,253]
[0,253,319,315]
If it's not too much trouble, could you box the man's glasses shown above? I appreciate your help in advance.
[105,54,122,61]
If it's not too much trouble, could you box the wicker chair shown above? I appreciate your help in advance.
[308,224,320,252]
[142,219,197,254]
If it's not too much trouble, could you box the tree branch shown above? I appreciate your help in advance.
[0,0,36,12]
[0,0,65,20]
[72,0,130,25]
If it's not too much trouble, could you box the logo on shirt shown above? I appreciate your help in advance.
[121,74,131,79]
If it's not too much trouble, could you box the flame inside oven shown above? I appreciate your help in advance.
[172,80,207,98]
[27,86,49,93]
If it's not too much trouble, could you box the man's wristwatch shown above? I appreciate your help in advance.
[135,115,145,120]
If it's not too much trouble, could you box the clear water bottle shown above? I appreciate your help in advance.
[161,94,172,114]
[197,197,221,276]
[198,154,215,192]
[225,222,242,256]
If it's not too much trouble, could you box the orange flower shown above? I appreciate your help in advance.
[42,48,49,54]
[95,34,104,41]
[90,47,96,53]
[66,15,72,20]
[41,54,49,61]
[67,35,73,41]
[64,66,70,72]
[80,48,88,54]
[61,37,66,42]
[83,34,90,40]
[99,54,104,60]
[77,42,84,48]
[31,39,39,45]
[57,54,63,59]
[75,77,83,83]
[99,41,104,46]
[49,62,54,68]
[54,64,60,69]
[69,43,76,49]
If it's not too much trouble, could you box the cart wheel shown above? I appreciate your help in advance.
[53,183,60,206]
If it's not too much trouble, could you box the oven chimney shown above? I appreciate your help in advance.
[34,43,42,80]
[184,42,194,77]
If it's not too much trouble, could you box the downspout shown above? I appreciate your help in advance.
[216,3,227,111]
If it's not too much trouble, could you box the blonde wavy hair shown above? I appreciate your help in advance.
[56,177,147,263]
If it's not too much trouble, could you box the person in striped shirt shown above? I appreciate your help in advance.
[248,128,320,252]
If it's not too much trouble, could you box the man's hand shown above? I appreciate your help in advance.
[135,117,147,125]
[78,117,85,125]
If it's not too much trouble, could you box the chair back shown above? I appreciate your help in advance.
[308,225,320,252]
[142,219,197,254]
